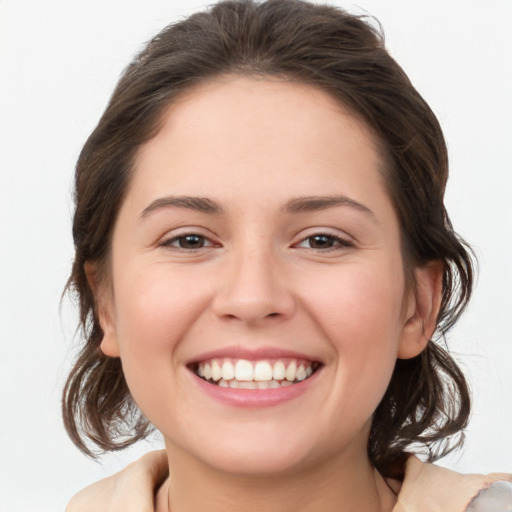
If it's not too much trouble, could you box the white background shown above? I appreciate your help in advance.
[1,1,511,510]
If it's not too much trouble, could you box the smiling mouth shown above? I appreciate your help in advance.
[190,358,321,389]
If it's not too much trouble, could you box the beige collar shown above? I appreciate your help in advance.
[392,456,512,512]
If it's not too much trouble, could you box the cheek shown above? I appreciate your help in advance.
[299,260,405,346]
[109,265,213,418]
[113,265,204,348]
[296,261,405,407]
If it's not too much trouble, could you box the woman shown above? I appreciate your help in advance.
[63,1,511,510]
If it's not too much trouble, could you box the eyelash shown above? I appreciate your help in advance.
[294,233,354,251]
[161,233,215,250]
[160,232,353,251]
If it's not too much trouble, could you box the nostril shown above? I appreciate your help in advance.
[212,283,295,323]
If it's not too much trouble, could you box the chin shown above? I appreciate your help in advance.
[165,423,322,477]
[206,446,312,477]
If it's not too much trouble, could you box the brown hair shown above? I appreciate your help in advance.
[63,0,473,479]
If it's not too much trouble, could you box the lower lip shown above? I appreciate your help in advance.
[190,369,321,408]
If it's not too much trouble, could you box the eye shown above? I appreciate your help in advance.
[162,233,214,250]
[296,233,353,250]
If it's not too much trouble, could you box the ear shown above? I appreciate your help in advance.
[84,262,120,358]
[398,261,443,359]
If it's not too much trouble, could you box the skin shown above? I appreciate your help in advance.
[91,76,442,512]
[66,451,169,512]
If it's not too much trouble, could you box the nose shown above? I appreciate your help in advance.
[212,244,296,325]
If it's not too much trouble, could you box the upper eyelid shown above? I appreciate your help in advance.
[158,226,219,240]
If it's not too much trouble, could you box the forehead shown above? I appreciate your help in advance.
[130,76,389,208]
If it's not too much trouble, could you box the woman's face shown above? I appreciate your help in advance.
[98,76,429,475]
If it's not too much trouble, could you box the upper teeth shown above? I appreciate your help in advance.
[196,358,315,383]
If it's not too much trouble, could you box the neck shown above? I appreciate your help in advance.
[159,442,397,512]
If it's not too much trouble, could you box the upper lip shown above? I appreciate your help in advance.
[187,345,322,365]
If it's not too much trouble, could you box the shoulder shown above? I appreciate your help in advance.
[392,456,512,512]
[466,480,512,512]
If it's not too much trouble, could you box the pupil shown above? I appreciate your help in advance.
[180,235,203,248]
[310,235,332,248]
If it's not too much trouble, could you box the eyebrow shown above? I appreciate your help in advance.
[140,194,374,218]
[284,195,374,216]
[141,196,224,217]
